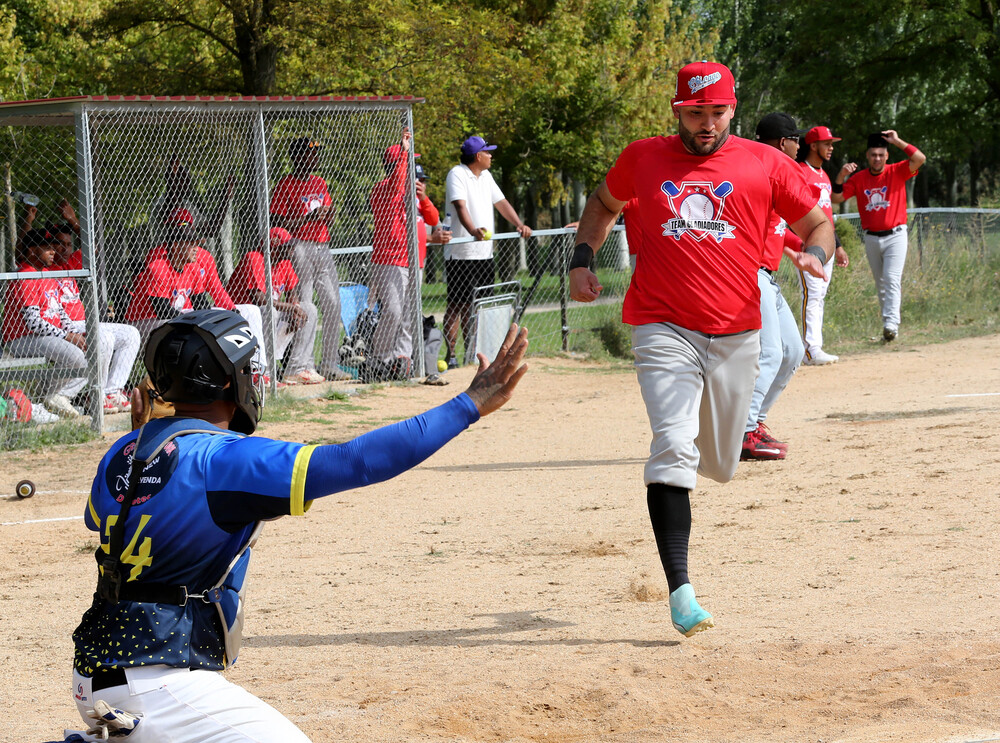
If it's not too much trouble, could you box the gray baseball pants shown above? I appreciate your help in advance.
[633,322,760,491]
[291,239,341,373]
[369,263,415,364]
[5,335,87,399]
[863,225,907,332]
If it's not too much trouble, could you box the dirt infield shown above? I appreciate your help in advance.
[4,334,1000,743]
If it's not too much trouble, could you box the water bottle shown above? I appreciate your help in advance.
[13,191,40,206]
[442,211,452,231]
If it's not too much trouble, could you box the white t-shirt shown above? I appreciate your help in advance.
[443,164,505,260]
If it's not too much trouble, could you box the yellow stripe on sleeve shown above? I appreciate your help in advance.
[290,444,318,516]
[87,495,101,535]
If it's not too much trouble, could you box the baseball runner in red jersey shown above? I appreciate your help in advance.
[832,130,925,341]
[796,126,851,364]
[570,61,834,637]
[740,112,826,462]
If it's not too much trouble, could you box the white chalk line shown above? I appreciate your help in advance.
[0,514,82,526]
[945,392,1000,398]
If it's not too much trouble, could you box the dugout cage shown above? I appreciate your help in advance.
[0,95,425,448]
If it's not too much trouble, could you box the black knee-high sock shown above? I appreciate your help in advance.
[646,483,691,594]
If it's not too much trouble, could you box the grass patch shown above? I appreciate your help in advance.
[0,420,97,452]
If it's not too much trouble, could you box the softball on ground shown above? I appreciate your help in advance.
[437,359,448,372]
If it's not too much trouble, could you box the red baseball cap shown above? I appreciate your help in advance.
[166,208,195,227]
[804,126,842,144]
[672,61,737,107]
[268,227,293,247]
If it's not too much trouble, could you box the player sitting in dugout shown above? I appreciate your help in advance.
[125,208,267,367]
[2,229,90,418]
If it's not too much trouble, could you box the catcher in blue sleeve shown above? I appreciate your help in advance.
[63,308,528,742]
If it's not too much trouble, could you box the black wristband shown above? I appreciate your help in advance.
[804,245,827,263]
[569,242,595,270]
[831,181,843,194]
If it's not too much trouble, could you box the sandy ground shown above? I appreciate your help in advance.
[3,334,1000,743]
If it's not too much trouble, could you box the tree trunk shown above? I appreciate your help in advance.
[232,1,280,95]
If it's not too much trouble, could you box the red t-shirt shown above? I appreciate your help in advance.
[622,199,640,256]
[370,153,440,268]
[842,160,916,232]
[800,161,834,222]
[226,252,298,305]
[126,246,233,321]
[269,174,332,243]
[49,253,85,322]
[605,135,815,334]
[193,249,234,309]
[2,264,66,342]
[761,215,788,271]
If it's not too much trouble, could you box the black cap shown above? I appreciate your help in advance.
[21,228,61,248]
[289,137,321,157]
[867,132,889,149]
[755,112,803,141]
[414,164,429,181]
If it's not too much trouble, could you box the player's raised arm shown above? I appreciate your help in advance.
[569,183,626,302]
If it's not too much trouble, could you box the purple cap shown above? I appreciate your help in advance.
[461,136,497,157]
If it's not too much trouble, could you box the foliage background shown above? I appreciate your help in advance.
[0,0,997,221]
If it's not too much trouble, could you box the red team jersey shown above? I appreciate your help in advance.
[605,135,815,334]
[370,153,440,268]
[49,251,86,322]
[127,247,234,321]
[269,174,332,243]
[226,252,298,305]
[842,160,916,232]
[2,264,66,342]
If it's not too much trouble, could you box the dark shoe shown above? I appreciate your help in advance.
[422,373,449,386]
[883,327,897,342]
[447,356,459,370]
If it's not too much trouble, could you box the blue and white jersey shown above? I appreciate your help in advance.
[73,395,480,676]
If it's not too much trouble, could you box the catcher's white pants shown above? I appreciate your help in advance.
[70,666,311,742]
[633,322,760,490]
[863,225,907,331]
[797,255,834,358]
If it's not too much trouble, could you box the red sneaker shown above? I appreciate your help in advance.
[756,422,788,452]
[741,427,785,461]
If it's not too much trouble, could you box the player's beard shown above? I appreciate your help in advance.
[678,121,731,156]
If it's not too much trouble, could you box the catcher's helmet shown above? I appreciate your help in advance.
[144,309,263,434]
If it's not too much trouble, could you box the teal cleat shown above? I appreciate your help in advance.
[669,583,714,637]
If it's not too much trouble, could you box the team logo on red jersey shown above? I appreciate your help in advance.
[660,180,736,243]
[863,186,889,211]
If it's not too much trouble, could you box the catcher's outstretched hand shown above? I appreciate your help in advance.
[464,324,529,416]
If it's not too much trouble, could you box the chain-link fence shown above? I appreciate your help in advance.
[0,96,423,449]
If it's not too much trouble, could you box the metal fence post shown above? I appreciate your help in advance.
[76,106,103,433]
[252,108,277,392]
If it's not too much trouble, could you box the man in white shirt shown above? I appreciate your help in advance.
[443,135,532,367]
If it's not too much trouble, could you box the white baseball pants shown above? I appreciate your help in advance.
[797,255,834,358]
[97,322,141,394]
[863,225,908,331]
[70,666,311,742]
[633,322,760,491]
